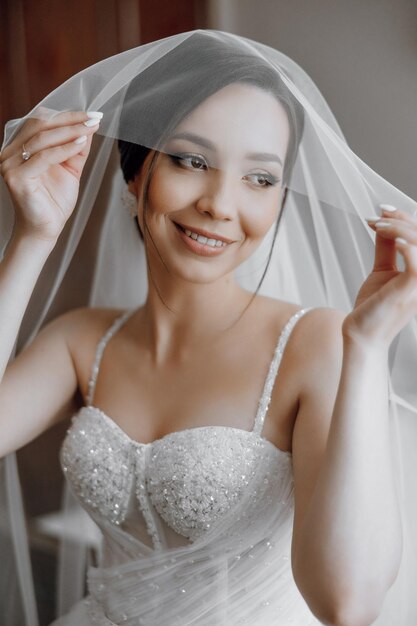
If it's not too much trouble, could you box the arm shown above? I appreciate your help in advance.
[0,110,100,456]
[0,233,55,382]
[0,232,82,457]
[291,308,401,626]
[291,205,417,626]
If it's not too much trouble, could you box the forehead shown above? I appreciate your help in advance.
[171,83,290,157]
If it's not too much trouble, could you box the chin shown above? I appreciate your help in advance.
[169,263,236,286]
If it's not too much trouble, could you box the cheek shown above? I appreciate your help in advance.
[241,195,281,241]
[146,167,198,217]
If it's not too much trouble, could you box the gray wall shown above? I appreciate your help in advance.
[208,0,417,201]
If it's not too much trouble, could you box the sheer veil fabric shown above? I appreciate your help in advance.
[0,29,416,625]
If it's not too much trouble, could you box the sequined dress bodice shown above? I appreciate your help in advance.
[61,307,306,551]
[58,307,320,625]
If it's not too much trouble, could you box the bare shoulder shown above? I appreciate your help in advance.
[34,307,119,357]
[50,306,129,394]
[265,299,346,394]
[255,295,346,360]
[250,294,305,330]
[54,304,130,353]
[52,305,127,341]
[288,305,347,347]
[288,306,347,394]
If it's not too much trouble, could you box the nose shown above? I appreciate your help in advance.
[195,168,238,221]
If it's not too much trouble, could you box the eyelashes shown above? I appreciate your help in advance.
[169,153,206,172]
[167,152,280,188]
[242,173,280,188]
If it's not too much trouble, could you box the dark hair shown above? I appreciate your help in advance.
[117,32,304,316]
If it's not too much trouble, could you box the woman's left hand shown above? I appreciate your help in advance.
[341,205,417,350]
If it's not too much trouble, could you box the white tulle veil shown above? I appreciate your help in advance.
[0,29,416,625]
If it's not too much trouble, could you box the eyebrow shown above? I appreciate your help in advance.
[168,132,283,167]
[246,151,283,166]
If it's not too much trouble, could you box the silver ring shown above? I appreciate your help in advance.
[21,144,31,161]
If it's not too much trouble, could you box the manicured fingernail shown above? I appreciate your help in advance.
[364,216,379,222]
[379,204,397,212]
[84,118,100,127]
[395,237,407,245]
[375,221,391,228]
[74,135,87,144]
[86,111,104,119]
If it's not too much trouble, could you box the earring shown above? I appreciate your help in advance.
[122,187,137,217]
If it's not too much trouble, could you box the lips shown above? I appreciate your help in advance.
[173,221,231,257]
[173,221,235,244]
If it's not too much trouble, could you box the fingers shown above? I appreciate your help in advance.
[370,226,398,273]
[10,135,95,181]
[366,204,417,228]
[365,204,417,272]
[0,110,102,169]
[374,219,417,243]
[60,135,95,179]
[0,121,99,175]
[390,238,417,324]
[394,236,417,280]
[0,111,103,184]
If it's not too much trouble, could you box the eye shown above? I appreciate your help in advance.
[243,173,280,188]
[168,153,208,171]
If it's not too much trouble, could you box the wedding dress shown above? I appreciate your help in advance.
[52,305,322,625]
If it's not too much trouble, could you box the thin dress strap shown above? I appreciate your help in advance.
[252,307,312,436]
[86,308,137,407]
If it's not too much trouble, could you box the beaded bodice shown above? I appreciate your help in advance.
[60,307,310,555]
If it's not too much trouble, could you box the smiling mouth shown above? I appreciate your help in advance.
[174,222,231,247]
[172,222,235,257]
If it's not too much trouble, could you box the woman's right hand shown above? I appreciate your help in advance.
[0,109,102,243]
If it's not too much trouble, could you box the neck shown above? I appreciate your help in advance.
[136,268,253,365]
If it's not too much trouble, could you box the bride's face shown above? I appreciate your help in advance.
[130,83,290,284]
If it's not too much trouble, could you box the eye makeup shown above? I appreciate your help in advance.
[167,152,280,188]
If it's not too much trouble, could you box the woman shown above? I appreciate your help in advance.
[0,30,416,626]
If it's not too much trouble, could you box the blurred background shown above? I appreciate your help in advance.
[1,1,416,623]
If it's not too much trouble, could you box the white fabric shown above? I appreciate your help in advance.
[0,28,416,625]
[54,307,319,625]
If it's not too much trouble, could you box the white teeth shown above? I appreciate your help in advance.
[183,228,227,248]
